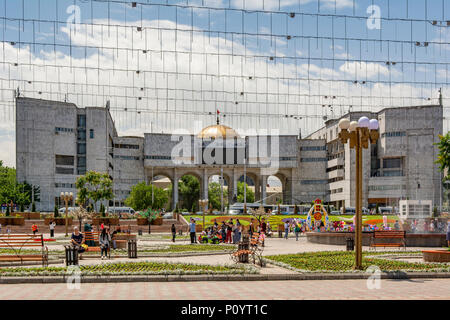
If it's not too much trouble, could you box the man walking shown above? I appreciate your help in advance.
[49,220,56,238]
[189,218,197,244]
[284,221,290,240]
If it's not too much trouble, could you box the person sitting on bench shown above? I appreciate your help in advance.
[71,227,86,258]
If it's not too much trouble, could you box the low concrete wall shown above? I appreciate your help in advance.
[306,232,447,247]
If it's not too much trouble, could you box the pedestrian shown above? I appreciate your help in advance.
[446,220,450,247]
[6,226,11,236]
[111,227,118,250]
[221,222,226,243]
[260,219,267,247]
[226,222,232,243]
[294,223,301,241]
[249,220,254,237]
[99,227,111,260]
[31,223,38,235]
[231,222,237,243]
[0,223,2,234]
[70,227,85,259]
[236,223,242,243]
[284,221,289,239]
[189,218,197,244]
[171,223,176,243]
[49,220,56,238]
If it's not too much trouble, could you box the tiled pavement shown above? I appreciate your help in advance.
[0,279,449,300]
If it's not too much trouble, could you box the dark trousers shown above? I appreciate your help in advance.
[50,229,54,238]
[172,233,176,242]
[101,246,108,257]
[190,232,196,243]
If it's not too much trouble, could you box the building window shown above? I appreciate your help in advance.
[300,158,327,162]
[145,155,172,160]
[301,146,326,151]
[383,158,402,169]
[55,155,75,166]
[89,129,94,139]
[55,127,74,134]
[114,144,140,150]
[113,155,140,160]
[77,143,86,155]
[77,115,86,128]
[280,157,297,161]
[56,167,74,175]
[381,131,406,138]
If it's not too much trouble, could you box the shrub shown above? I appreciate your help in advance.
[5,206,9,217]
[100,203,105,217]
[31,202,36,212]
[54,206,59,218]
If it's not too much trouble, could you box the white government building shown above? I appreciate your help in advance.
[16,97,443,212]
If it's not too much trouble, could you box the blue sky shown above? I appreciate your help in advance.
[0,0,449,167]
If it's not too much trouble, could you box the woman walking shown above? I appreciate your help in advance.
[294,223,301,241]
[171,223,176,243]
[49,220,56,238]
[99,227,111,260]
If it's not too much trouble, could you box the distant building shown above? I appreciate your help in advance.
[16,97,443,211]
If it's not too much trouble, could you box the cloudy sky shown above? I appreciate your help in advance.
[0,0,449,167]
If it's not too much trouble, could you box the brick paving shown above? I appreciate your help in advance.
[0,279,448,300]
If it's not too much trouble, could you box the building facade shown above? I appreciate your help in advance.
[16,97,443,212]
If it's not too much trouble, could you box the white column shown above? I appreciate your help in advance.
[173,169,178,210]
[261,175,267,205]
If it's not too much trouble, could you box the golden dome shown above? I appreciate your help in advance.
[197,124,240,139]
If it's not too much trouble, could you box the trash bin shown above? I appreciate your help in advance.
[127,239,138,259]
[346,238,354,251]
[138,229,143,236]
[65,245,79,266]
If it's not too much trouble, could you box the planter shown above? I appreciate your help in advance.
[45,217,73,226]
[14,212,41,219]
[422,250,450,263]
[0,217,25,226]
[136,218,149,225]
[195,224,203,232]
[92,218,120,225]
[151,217,163,226]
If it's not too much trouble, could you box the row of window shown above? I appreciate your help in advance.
[279,157,297,161]
[55,183,75,189]
[368,185,406,191]
[145,155,172,160]
[55,155,74,166]
[56,167,74,175]
[330,188,343,194]
[371,170,404,177]
[114,155,141,161]
[301,180,328,185]
[300,146,326,151]
[381,131,406,138]
[114,144,140,150]
[55,127,74,133]
[301,158,327,162]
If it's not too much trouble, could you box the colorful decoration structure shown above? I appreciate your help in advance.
[306,199,329,231]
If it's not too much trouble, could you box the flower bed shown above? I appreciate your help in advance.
[145,244,235,253]
[0,261,257,276]
[265,251,448,272]
[44,217,73,226]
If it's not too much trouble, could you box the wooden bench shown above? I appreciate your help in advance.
[83,231,110,258]
[231,233,265,266]
[0,234,48,267]
[370,231,406,250]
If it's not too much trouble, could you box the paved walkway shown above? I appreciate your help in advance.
[0,279,449,300]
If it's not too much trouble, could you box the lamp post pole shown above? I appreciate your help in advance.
[61,192,73,237]
[339,117,379,270]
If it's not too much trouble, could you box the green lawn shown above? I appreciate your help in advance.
[265,251,445,272]
[0,261,251,276]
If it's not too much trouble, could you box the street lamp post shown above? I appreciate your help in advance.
[60,192,73,237]
[338,116,379,270]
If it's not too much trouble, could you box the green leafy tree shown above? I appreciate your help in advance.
[125,182,168,211]
[237,181,255,203]
[75,171,113,212]
[208,182,228,211]
[178,175,200,212]
[436,133,450,180]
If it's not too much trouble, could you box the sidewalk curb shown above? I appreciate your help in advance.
[0,272,449,284]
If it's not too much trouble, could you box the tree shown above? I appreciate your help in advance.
[237,181,255,203]
[208,182,228,210]
[436,133,450,181]
[178,175,200,213]
[75,171,113,212]
[100,203,106,217]
[125,182,168,211]
[54,206,59,218]
[31,202,36,212]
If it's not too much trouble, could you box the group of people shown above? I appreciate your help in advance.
[70,222,122,260]
[188,218,269,244]
[283,220,305,240]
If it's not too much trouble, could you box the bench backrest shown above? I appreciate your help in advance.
[373,231,405,238]
[0,234,44,248]
[250,233,261,246]
[84,231,100,242]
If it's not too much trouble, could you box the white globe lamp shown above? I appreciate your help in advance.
[369,119,379,130]
[349,121,359,132]
[338,118,350,130]
[358,116,370,128]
